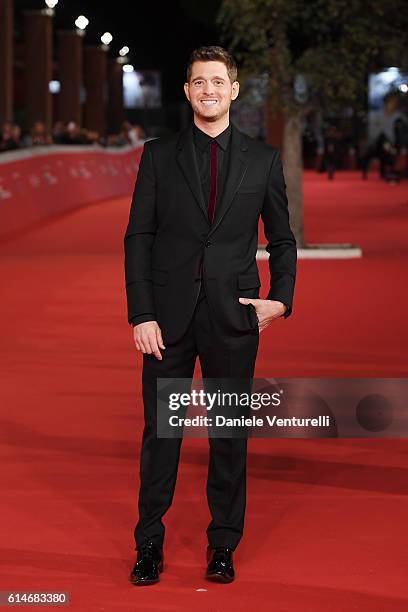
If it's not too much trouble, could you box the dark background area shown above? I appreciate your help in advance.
[13,0,222,104]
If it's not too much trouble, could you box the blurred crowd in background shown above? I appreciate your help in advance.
[303,91,408,181]
[0,119,145,153]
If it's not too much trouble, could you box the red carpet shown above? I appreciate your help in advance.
[0,171,407,610]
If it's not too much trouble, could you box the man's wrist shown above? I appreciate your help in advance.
[130,313,156,327]
[266,296,291,318]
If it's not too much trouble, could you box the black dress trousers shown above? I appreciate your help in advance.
[134,280,259,551]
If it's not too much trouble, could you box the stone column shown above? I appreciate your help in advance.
[108,59,124,134]
[58,30,82,125]
[83,46,107,136]
[24,10,53,131]
[0,0,14,124]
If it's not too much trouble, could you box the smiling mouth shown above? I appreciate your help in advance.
[200,100,218,105]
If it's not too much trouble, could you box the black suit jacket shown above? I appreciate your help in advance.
[124,121,297,345]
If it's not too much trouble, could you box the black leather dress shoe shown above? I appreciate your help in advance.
[129,540,164,586]
[205,545,235,583]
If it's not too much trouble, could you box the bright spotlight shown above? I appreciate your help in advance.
[400,83,408,93]
[123,64,134,73]
[75,15,89,30]
[119,46,129,57]
[101,32,113,46]
[49,80,60,94]
[45,0,58,8]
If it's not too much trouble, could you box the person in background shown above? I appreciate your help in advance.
[122,121,146,146]
[0,122,22,152]
[62,121,89,145]
[26,121,52,147]
[320,124,343,180]
[52,121,66,145]
[362,91,408,181]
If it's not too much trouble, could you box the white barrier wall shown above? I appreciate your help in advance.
[0,144,143,238]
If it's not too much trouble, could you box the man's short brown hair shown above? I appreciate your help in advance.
[186,46,238,83]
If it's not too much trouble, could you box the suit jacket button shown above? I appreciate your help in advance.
[205,240,211,247]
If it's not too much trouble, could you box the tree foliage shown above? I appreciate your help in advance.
[218,0,408,115]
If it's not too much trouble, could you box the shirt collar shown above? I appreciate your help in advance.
[192,122,231,152]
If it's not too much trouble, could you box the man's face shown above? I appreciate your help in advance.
[184,60,239,122]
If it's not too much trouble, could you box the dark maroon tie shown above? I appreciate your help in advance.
[208,140,218,225]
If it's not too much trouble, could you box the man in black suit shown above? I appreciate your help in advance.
[125,46,297,585]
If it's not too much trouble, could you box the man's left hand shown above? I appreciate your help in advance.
[238,297,287,332]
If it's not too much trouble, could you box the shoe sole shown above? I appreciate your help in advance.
[205,572,234,583]
[130,577,160,586]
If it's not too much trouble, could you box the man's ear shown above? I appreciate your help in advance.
[231,81,240,101]
[183,82,190,102]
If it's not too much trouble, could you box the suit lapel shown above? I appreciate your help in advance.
[175,121,249,229]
